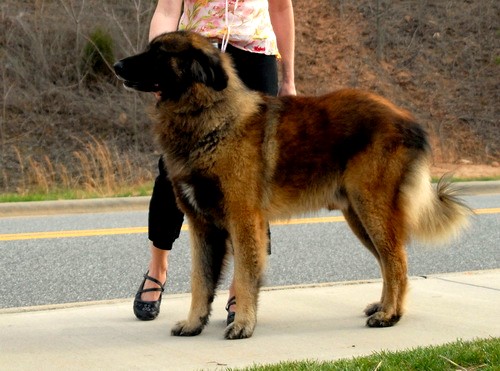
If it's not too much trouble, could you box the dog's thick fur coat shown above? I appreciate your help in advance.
[114,31,471,339]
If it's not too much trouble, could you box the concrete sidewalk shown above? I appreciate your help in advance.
[0,270,498,370]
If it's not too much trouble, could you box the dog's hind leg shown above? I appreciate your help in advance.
[342,206,386,316]
[343,205,381,262]
[224,211,268,340]
[346,194,409,328]
[171,220,228,337]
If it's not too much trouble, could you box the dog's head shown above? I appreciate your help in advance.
[114,31,228,101]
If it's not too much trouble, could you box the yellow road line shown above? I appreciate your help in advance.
[473,207,500,215]
[0,227,148,241]
[274,216,346,225]
[0,208,497,242]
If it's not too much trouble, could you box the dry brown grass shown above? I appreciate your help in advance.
[9,136,153,196]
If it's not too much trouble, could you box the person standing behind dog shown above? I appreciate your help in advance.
[133,0,296,324]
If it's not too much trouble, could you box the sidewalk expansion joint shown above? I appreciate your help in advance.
[432,276,500,291]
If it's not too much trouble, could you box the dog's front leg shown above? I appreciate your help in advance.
[171,220,227,337]
[224,212,268,340]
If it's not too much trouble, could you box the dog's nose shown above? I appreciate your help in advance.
[113,61,124,75]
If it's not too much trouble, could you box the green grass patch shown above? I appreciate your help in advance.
[430,175,500,183]
[450,176,500,182]
[237,337,499,370]
[1,177,498,203]
[0,183,153,203]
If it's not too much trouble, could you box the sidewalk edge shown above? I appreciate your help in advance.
[2,269,498,315]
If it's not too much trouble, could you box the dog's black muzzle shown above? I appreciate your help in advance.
[113,57,160,93]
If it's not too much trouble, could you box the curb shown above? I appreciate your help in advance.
[1,181,499,218]
[4,269,497,314]
[0,196,150,217]
[456,180,500,195]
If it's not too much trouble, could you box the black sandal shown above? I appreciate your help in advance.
[133,271,166,321]
[225,296,236,326]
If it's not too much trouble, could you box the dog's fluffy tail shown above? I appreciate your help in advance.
[402,161,472,244]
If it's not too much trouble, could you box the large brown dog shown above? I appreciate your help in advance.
[114,31,470,340]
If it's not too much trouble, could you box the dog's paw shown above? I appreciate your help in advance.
[366,311,401,328]
[364,302,383,317]
[224,321,255,340]
[171,320,204,337]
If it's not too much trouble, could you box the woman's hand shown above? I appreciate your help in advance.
[279,79,296,96]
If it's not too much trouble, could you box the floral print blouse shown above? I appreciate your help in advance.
[178,0,278,55]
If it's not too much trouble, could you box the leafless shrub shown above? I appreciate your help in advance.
[0,0,156,194]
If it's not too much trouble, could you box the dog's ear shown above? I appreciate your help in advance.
[190,51,228,91]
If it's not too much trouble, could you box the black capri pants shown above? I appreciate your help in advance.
[148,44,278,250]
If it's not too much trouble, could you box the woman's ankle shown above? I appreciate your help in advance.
[148,244,170,276]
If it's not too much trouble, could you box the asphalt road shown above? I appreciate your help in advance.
[0,194,498,309]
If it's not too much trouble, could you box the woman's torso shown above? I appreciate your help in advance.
[178,0,278,55]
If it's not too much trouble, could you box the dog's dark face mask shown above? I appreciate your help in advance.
[113,31,229,101]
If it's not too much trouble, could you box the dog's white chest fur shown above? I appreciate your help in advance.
[179,182,201,212]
